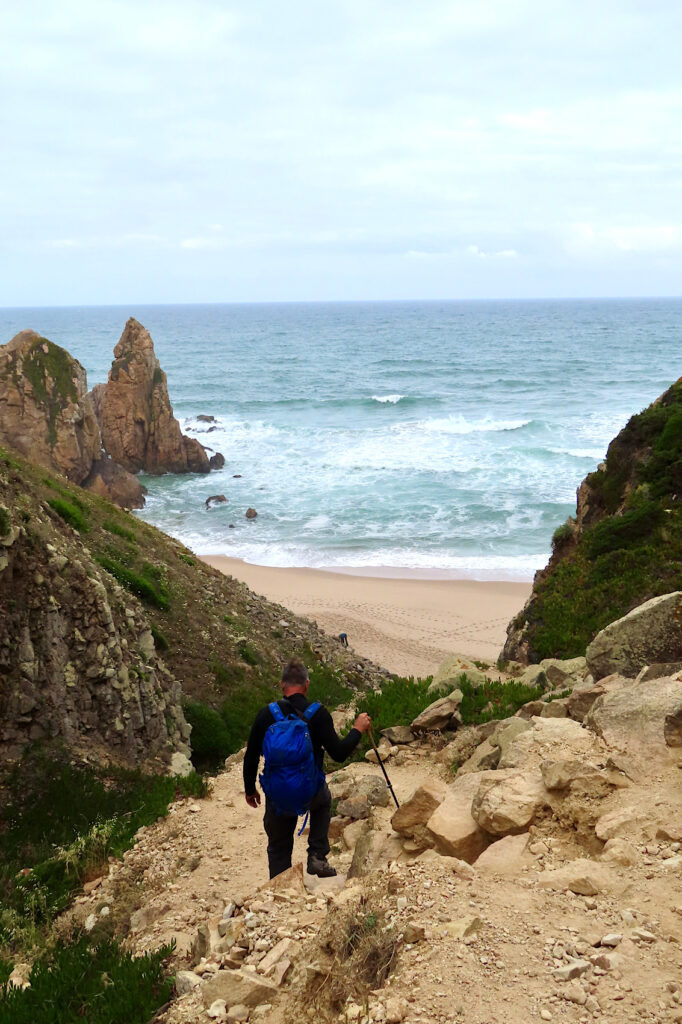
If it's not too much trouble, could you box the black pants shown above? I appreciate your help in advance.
[263,782,331,879]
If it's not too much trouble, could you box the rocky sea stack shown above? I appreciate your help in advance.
[503,373,682,663]
[90,317,210,475]
[0,318,224,510]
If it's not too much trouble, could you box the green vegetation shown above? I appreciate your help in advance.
[0,507,9,537]
[354,676,433,739]
[0,750,206,952]
[346,672,547,758]
[150,623,169,651]
[179,552,195,566]
[47,498,88,533]
[152,366,165,387]
[183,699,233,769]
[457,676,544,724]
[0,447,21,470]
[21,340,79,448]
[96,556,169,610]
[524,377,682,659]
[102,518,136,543]
[0,937,174,1024]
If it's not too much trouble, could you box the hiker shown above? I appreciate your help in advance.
[243,658,371,879]
[338,632,349,647]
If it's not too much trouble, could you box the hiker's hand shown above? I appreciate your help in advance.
[353,712,371,733]
[245,792,261,808]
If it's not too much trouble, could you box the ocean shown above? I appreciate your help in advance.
[1,299,679,580]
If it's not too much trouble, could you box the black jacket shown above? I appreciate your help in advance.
[243,692,361,796]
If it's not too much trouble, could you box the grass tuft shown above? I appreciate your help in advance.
[47,498,88,533]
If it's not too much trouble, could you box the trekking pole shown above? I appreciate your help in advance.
[368,727,400,809]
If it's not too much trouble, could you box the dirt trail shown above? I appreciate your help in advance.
[69,737,682,1024]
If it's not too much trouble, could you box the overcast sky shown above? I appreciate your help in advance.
[2,1,681,305]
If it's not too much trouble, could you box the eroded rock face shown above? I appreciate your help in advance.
[585,674,682,763]
[0,330,102,483]
[93,318,211,475]
[586,592,682,680]
[0,489,189,767]
[82,457,147,509]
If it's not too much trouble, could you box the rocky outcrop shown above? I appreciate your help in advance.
[0,474,189,767]
[585,673,682,764]
[586,592,682,680]
[0,330,101,483]
[82,456,147,509]
[502,374,682,663]
[92,318,214,475]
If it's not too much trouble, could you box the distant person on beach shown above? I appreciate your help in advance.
[243,658,371,879]
[338,632,349,647]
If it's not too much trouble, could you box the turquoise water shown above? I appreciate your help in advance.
[1,299,679,579]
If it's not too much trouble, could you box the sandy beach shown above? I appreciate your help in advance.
[202,556,531,678]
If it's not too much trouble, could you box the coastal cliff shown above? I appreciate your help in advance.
[503,374,682,663]
[0,444,387,771]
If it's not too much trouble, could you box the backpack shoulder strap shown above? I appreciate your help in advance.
[269,701,285,722]
[303,701,321,721]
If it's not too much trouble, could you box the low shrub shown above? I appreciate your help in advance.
[183,699,233,769]
[0,750,206,950]
[47,498,88,533]
[96,556,169,610]
[102,519,136,543]
[458,676,544,724]
[0,936,173,1024]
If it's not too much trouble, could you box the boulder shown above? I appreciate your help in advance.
[456,737,501,775]
[201,970,278,1009]
[337,796,370,820]
[429,654,480,692]
[391,779,448,837]
[471,771,549,836]
[594,806,646,842]
[585,675,682,762]
[245,507,258,519]
[519,664,548,690]
[474,833,532,875]
[0,330,102,483]
[540,656,589,689]
[381,726,415,744]
[541,759,603,792]
[497,716,598,772]
[425,795,490,863]
[537,859,616,896]
[82,456,146,509]
[437,723,497,767]
[411,690,463,732]
[353,776,391,807]
[92,318,213,475]
[209,452,226,470]
[260,862,306,894]
[540,699,569,718]
[586,592,682,680]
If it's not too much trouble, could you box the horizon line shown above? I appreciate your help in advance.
[1,294,681,311]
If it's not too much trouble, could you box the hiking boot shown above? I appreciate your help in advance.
[307,855,337,878]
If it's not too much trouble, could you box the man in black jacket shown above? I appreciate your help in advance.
[244,658,371,879]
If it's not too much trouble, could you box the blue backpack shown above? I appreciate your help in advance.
[259,701,325,816]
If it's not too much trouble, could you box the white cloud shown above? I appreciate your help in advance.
[2,0,682,302]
